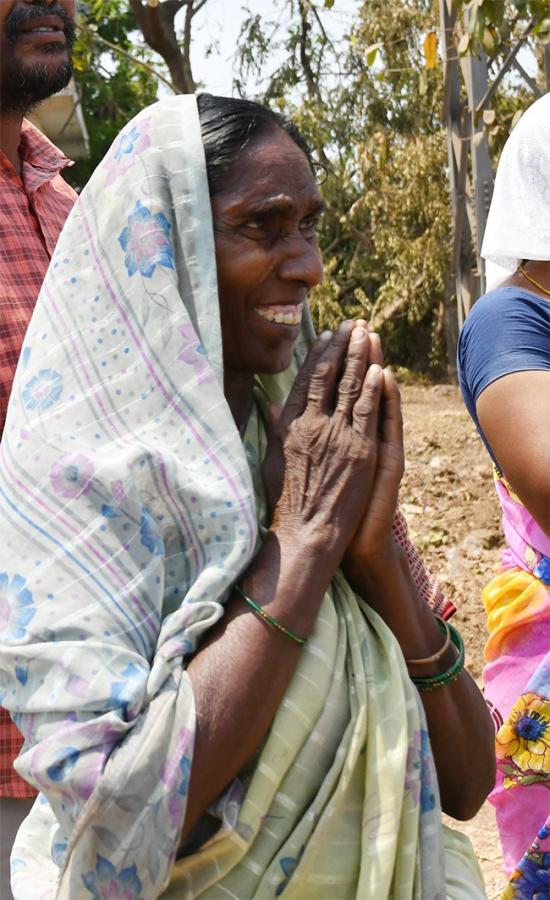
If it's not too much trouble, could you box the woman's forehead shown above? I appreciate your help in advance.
[216,131,322,210]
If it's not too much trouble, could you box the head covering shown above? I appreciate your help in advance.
[0,94,260,898]
[482,92,550,290]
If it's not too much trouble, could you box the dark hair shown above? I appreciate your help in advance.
[196,93,314,196]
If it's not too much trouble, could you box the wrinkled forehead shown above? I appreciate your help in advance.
[215,129,322,212]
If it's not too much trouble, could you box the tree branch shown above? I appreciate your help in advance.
[475,17,540,114]
[128,0,199,93]
[76,22,176,93]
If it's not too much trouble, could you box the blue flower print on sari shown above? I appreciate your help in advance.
[404,729,421,806]
[0,573,36,641]
[160,727,194,830]
[82,856,143,900]
[22,368,63,411]
[103,119,151,186]
[46,746,80,783]
[177,755,191,796]
[115,126,145,163]
[106,663,147,720]
[275,846,305,896]
[50,452,95,500]
[119,201,174,279]
[139,507,164,556]
[419,729,436,812]
[99,480,129,520]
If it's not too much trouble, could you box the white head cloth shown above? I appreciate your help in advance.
[0,95,258,898]
[482,92,550,290]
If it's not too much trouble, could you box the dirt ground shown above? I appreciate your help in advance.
[400,383,504,899]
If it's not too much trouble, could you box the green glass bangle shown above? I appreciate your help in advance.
[409,622,465,692]
[235,585,307,646]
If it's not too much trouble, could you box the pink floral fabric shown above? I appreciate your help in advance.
[482,470,550,893]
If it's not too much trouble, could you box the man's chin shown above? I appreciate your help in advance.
[0,58,73,116]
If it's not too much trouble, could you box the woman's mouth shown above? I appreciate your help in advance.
[254,303,303,326]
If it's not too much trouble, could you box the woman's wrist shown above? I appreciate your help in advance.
[239,529,335,640]
[343,540,454,663]
[342,535,402,594]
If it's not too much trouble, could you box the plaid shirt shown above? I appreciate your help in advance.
[0,119,77,798]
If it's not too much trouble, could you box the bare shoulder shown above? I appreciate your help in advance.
[477,371,550,535]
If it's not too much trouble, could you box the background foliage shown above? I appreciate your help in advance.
[70,0,550,375]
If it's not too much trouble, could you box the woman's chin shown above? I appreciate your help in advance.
[256,353,295,376]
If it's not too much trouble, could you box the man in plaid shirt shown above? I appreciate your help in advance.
[0,0,77,893]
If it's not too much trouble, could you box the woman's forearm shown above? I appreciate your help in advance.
[344,544,496,819]
[183,529,335,839]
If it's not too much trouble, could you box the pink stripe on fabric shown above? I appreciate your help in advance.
[44,267,202,578]
[0,447,159,637]
[81,200,256,554]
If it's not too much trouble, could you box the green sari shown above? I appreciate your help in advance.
[165,401,486,900]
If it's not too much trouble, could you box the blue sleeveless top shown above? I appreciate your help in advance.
[457,286,550,464]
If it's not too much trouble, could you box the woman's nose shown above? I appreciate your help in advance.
[279,235,324,289]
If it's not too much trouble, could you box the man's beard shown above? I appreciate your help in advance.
[0,3,75,116]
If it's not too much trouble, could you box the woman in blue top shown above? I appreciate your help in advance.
[458,92,550,896]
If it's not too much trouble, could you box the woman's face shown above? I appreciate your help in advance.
[211,128,324,376]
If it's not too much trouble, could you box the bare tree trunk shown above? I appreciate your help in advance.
[128,0,209,93]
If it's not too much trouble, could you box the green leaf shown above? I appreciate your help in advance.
[324,0,335,8]
[484,0,504,26]
[532,17,550,36]
[364,42,381,66]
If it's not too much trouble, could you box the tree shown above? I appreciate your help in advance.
[128,0,209,94]
[69,0,160,188]
[69,0,212,188]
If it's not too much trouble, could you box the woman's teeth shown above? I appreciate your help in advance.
[255,304,303,326]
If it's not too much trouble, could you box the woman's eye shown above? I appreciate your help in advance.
[240,218,270,238]
[300,217,320,237]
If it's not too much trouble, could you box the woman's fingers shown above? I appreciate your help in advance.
[352,363,383,437]
[284,321,381,427]
[368,331,384,368]
[280,330,332,427]
[335,325,369,418]
[306,320,355,412]
[380,367,403,449]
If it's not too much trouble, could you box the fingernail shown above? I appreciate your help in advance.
[319,330,332,341]
[339,319,354,332]
[367,364,382,382]
[350,326,367,344]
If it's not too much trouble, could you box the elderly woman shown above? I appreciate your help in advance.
[458,93,550,897]
[0,94,493,899]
